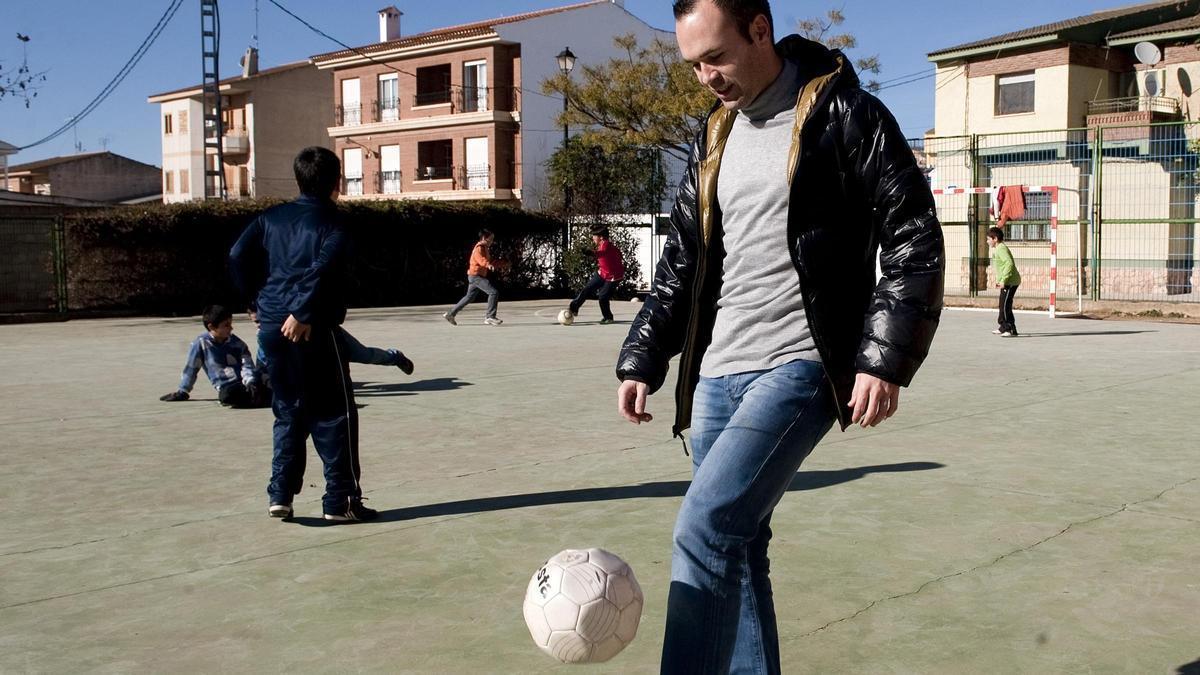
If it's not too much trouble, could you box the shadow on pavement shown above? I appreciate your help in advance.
[1014,330,1155,338]
[353,377,473,397]
[1177,658,1200,675]
[289,461,943,527]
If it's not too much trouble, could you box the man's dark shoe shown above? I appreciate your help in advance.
[323,499,379,523]
[599,317,615,325]
[394,351,414,375]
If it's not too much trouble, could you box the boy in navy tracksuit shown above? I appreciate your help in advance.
[230,146,376,523]
[160,304,266,407]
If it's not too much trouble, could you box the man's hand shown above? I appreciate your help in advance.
[160,390,189,402]
[281,314,311,343]
[617,379,653,424]
[848,373,900,428]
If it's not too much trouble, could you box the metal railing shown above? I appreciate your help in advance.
[335,103,362,126]
[374,98,400,123]
[342,175,365,196]
[377,169,402,194]
[1086,96,1181,116]
[916,119,1200,303]
[415,90,453,107]
[415,165,454,181]
[456,164,490,190]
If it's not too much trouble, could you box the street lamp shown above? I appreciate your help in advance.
[556,47,576,252]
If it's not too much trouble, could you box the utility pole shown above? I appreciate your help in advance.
[201,0,227,199]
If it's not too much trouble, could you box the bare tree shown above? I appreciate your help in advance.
[796,10,882,92]
[1,33,49,108]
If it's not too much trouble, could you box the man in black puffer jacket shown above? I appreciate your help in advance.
[615,1,944,672]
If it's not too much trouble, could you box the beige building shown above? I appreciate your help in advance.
[3,151,161,204]
[147,56,333,203]
[310,1,670,209]
[927,0,1200,299]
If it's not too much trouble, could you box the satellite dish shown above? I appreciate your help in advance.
[1134,41,1162,66]
[1177,67,1193,97]
[1144,71,1160,96]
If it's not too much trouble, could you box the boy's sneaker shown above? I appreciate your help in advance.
[323,500,379,523]
[991,328,1003,334]
[442,312,457,326]
[268,503,293,519]
[599,318,615,325]
[1000,331,1016,337]
[393,351,415,375]
[484,317,503,326]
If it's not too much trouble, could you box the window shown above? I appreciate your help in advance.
[164,113,173,134]
[178,110,188,134]
[179,169,189,194]
[1007,191,1050,241]
[165,170,175,194]
[415,64,451,106]
[343,148,363,195]
[378,73,399,122]
[463,61,488,112]
[341,78,361,125]
[380,144,401,193]
[996,72,1035,115]
[238,167,250,196]
[416,140,453,179]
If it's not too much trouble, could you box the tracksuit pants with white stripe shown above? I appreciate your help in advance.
[261,324,362,515]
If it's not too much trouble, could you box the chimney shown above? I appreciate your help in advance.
[240,47,259,78]
[378,6,402,42]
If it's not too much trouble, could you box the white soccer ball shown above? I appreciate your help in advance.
[522,548,643,663]
[557,309,575,326]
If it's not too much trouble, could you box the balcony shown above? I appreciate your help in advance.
[1086,96,1181,116]
[456,164,491,191]
[336,103,363,127]
[222,126,249,155]
[1086,96,1183,144]
[377,169,402,195]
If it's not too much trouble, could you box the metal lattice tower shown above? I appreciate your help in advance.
[200,0,227,199]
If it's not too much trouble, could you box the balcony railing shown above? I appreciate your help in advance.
[342,175,364,196]
[222,125,249,154]
[415,165,454,181]
[1086,96,1181,116]
[415,90,453,107]
[377,170,402,194]
[336,103,363,126]
[374,98,400,123]
[456,164,491,190]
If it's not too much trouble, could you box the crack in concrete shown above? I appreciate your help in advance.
[797,476,1198,639]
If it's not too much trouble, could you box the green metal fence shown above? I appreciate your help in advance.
[0,216,67,314]
[914,120,1200,303]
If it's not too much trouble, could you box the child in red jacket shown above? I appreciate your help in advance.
[565,226,625,324]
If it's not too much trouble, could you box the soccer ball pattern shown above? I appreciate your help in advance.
[522,548,643,663]
[557,309,575,326]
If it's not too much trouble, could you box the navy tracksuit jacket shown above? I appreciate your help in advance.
[230,195,362,513]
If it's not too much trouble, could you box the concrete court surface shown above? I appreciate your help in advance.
[0,300,1197,674]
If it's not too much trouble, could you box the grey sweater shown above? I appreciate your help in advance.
[700,58,820,378]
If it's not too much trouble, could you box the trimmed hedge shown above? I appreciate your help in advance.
[65,198,565,314]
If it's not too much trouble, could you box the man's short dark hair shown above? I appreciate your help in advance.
[590,225,610,238]
[202,304,233,330]
[293,146,341,198]
[673,0,773,43]
[478,228,494,240]
[987,226,1004,242]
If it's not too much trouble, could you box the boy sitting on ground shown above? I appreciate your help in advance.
[160,304,267,408]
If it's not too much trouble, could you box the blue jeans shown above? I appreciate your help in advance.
[448,275,499,319]
[335,327,399,366]
[662,359,835,675]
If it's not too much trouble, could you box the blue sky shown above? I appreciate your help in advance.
[1,0,1117,166]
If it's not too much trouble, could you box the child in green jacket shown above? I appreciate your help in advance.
[988,227,1021,337]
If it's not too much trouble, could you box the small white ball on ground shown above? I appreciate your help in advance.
[557,309,575,326]
[523,548,643,663]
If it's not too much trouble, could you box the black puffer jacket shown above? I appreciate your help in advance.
[616,35,944,435]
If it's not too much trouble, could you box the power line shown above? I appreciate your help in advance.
[265,0,563,101]
[873,67,934,87]
[18,0,185,150]
[875,71,935,92]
